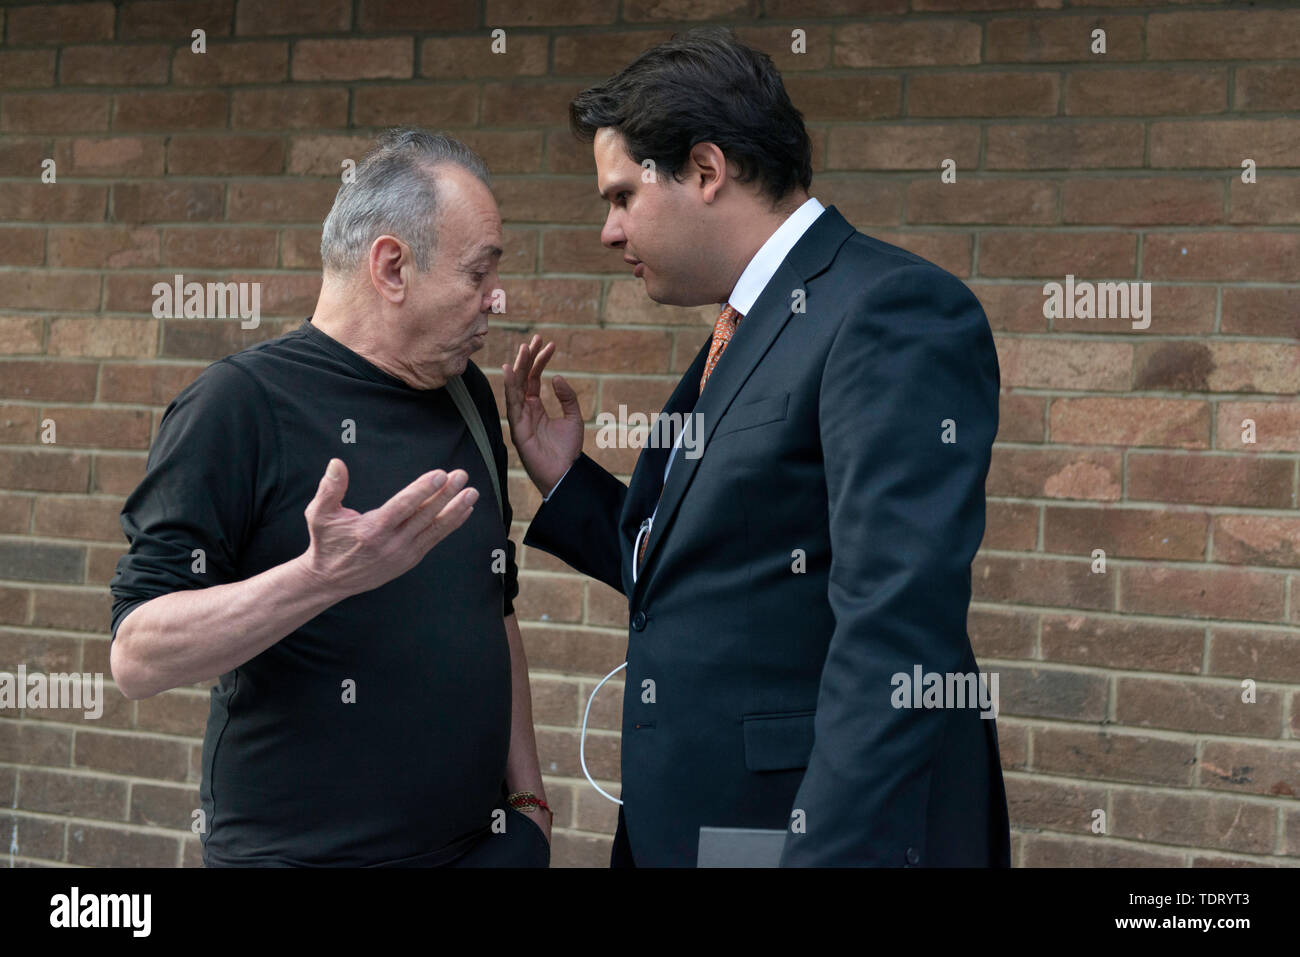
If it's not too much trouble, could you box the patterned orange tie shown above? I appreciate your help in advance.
[699,303,741,395]
[636,303,743,575]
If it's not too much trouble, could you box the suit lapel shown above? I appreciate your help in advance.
[630,205,857,601]
[618,337,711,593]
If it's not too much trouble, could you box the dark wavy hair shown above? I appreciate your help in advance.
[569,27,813,208]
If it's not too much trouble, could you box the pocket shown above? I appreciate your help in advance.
[742,709,816,772]
[714,392,789,438]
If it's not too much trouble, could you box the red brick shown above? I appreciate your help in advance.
[1043,504,1207,561]
[1120,566,1286,624]
[986,122,1145,170]
[7,3,115,45]
[1004,776,1107,835]
[16,769,126,821]
[1215,403,1300,453]
[1022,835,1184,868]
[0,361,99,401]
[909,72,1057,118]
[235,0,351,35]
[226,181,337,223]
[113,91,229,132]
[0,50,57,89]
[119,0,235,39]
[1144,233,1300,282]
[483,328,673,376]
[827,124,980,172]
[781,75,902,122]
[92,455,147,496]
[1034,728,1195,787]
[1066,68,1227,116]
[60,45,171,85]
[67,824,179,867]
[1048,397,1209,449]
[1235,65,1300,113]
[986,16,1142,62]
[1209,627,1300,684]
[113,183,225,223]
[292,38,414,81]
[835,20,981,67]
[0,228,45,267]
[34,496,133,542]
[48,318,157,358]
[996,338,1132,391]
[162,227,279,268]
[1041,613,1204,674]
[352,84,478,128]
[972,555,1113,610]
[47,227,159,269]
[1063,177,1223,226]
[1200,741,1300,798]
[0,184,107,223]
[979,231,1136,278]
[1230,178,1300,226]
[908,179,1057,225]
[1127,452,1293,508]
[1111,790,1273,854]
[550,31,673,77]
[0,317,44,355]
[359,0,477,31]
[232,87,349,129]
[75,729,190,781]
[284,134,377,176]
[1150,119,1300,169]
[987,447,1122,501]
[1213,515,1300,569]
[168,135,285,175]
[1117,676,1282,737]
[492,178,606,225]
[0,451,91,493]
[1147,10,1300,61]
[52,137,165,177]
[968,606,1037,659]
[487,0,618,25]
[172,41,288,85]
[31,585,112,631]
[1,93,110,133]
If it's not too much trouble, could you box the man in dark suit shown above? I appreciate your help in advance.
[502,28,1010,867]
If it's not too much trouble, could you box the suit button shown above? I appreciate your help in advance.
[632,611,646,631]
[905,847,920,865]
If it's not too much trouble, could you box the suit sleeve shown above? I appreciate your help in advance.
[522,452,628,595]
[780,264,1000,866]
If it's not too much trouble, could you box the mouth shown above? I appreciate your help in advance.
[625,258,645,278]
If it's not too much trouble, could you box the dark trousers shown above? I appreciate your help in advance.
[611,806,636,868]
[447,806,550,868]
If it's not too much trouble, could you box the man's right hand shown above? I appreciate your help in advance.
[502,334,584,497]
[300,459,479,598]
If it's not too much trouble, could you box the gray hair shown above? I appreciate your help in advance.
[319,128,492,277]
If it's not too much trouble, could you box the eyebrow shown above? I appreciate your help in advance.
[465,245,503,263]
[599,182,632,201]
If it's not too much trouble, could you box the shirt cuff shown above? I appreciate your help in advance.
[542,464,573,503]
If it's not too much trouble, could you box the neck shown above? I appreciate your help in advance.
[719,190,810,303]
[311,278,440,388]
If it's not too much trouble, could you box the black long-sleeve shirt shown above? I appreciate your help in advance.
[110,317,519,866]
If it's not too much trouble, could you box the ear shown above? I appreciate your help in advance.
[688,142,730,205]
[368,234,409,304]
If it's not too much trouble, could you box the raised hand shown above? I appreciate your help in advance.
[502,334,584,496]
[300,459,478,598]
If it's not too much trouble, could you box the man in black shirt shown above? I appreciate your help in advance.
[109,130,551,867]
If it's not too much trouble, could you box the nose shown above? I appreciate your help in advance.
[601,207,625,249]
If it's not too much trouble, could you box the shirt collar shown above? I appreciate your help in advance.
[725,196,826,316]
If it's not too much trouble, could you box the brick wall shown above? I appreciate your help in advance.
[1,0,1297,868]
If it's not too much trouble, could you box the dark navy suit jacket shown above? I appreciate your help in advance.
[524,205,1011,866]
